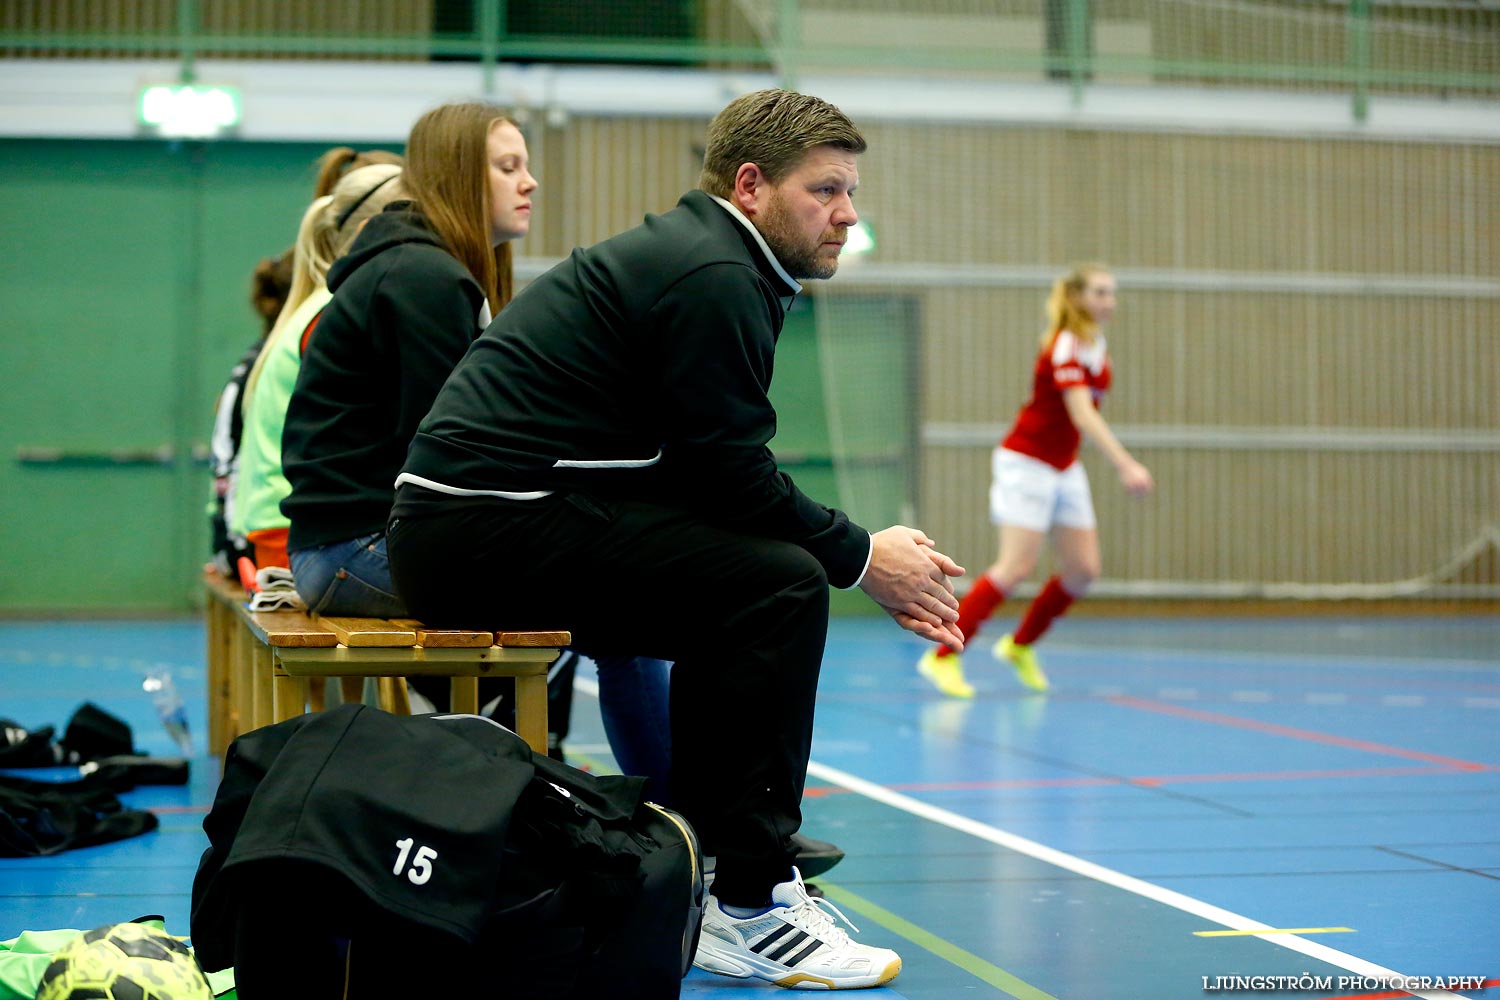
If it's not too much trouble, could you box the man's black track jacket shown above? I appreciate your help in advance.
[397,190,872,589]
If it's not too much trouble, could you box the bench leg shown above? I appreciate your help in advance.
[249,642,275,733]
[206,598,234,757]
[449,676,480,716]
[513,672,549,755]
[388,678,412,715]
[229,619,256,744]
[339,676,365,706]
[272,660,310,724]
[376,677,414,715]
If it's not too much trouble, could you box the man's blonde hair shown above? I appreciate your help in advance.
[699,89,866,199]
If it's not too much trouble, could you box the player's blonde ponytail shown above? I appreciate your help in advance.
[1042,263,1109,346]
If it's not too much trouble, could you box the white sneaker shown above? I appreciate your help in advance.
[693,869,901,990]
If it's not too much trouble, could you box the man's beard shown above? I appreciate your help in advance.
[759,193,844,280]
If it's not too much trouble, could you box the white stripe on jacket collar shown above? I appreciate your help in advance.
[708,195,803,299]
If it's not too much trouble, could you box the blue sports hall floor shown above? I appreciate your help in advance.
[2,614,1496,999]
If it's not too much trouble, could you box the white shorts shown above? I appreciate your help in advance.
[989,448,1097,532]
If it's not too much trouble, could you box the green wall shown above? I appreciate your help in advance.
[0,139,348,612]
[768,294,918,616]
[0,139,917,614]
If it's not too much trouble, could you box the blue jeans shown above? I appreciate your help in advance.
[290,533,408,618]
[594,655,673,804]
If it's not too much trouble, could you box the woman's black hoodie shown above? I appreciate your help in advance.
[281,205,488,552]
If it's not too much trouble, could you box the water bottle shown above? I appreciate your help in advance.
[143,669,192,756]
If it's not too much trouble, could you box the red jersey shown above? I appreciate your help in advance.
[1000,329,1111,470]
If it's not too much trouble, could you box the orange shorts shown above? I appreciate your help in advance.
[246,528,290,570]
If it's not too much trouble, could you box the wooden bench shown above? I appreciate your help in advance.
[203,571,568,756]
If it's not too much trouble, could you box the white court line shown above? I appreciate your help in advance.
[806,760,1469,1000]
[577,674,1467,996]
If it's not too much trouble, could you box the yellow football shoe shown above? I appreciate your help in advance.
[917,648,975,699]
[994,634,1049,692]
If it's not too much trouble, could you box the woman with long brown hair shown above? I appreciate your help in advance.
[917,263,1154,698]
[280,102,534,617]
[277,104,676,788]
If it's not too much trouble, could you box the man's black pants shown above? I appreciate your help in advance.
[387,489,829,906]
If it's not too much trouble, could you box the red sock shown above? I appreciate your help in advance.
[938,574,1006,657]
[1013,576,1076,646]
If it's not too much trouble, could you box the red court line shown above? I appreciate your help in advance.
[800,764,1487,797]
[1108,695,1490,771]
[1317,977,1499,999]
[1126,765,1494,786]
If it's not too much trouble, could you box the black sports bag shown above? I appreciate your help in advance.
[191,704,702,999]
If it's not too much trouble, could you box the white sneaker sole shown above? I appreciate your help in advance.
[694,939,901,990]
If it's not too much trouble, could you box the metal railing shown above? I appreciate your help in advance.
[2,0,1495,120]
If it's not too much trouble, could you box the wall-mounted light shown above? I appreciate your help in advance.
[137,85,241,139]
[844,220,877,256]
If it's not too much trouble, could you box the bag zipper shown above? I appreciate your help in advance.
[644,801,700,893]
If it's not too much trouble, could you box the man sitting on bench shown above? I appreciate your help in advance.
[386,89,964,992]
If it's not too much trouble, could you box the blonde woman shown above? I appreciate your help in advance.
[230,160,405,570]
[918,264,1153,698]
[209,147,401,575]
